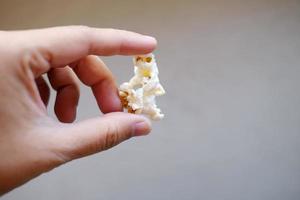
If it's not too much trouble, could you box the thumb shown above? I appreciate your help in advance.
[55,112,151,161]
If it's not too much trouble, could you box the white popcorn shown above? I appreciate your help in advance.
[119,53,165,120]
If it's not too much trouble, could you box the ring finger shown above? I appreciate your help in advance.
[47,66,80,123]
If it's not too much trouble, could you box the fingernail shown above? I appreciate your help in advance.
[133,120,151,136]
[143,35,157,44]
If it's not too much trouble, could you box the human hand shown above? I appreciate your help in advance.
[0,26,156,194]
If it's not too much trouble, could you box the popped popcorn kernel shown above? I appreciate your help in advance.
[119,53,165,120]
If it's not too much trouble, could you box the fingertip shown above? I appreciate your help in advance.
[55,106,77,123]
[54,86,79,123]
[101,96,123,113]
[92,80,123,113]
[142,35,157,51]
[133,117,152,136]
[101,112,152,136]
[119,32,157,55]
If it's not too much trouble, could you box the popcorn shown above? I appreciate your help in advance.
[119,53,165,120]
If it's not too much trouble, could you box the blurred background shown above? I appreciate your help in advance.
[1,0,300,199]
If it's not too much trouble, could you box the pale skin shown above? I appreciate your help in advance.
[0,26,157,195]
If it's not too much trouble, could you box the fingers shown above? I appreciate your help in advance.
[15,26,157,76]
[47,66,80,123]
[54,112,151,160]
[47,56,122,120]
[72,55,122,113]
[35,76,50,107]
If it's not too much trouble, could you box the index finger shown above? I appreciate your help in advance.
[12,26,157,72]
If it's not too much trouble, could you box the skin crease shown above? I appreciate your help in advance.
[0,26,156,195]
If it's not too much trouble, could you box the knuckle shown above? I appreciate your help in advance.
[102,123,120,151]
[69,72,81,92]
[65,70,81,94]
[73,25,92,37]
[19,47,51,77]
[75,25,91,31]
[105,28,123,41]
[70,25,92,52]
[49,67,81,93]
[73,80,81,94]
[109,28,120,35]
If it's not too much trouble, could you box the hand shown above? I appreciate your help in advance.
[0,26,156,195]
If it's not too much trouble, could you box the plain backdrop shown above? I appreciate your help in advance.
[1,0,300,199]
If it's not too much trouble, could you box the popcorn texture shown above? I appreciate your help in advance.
[119,53,165,120]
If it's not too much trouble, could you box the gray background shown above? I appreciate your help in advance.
[1,0,300,199]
